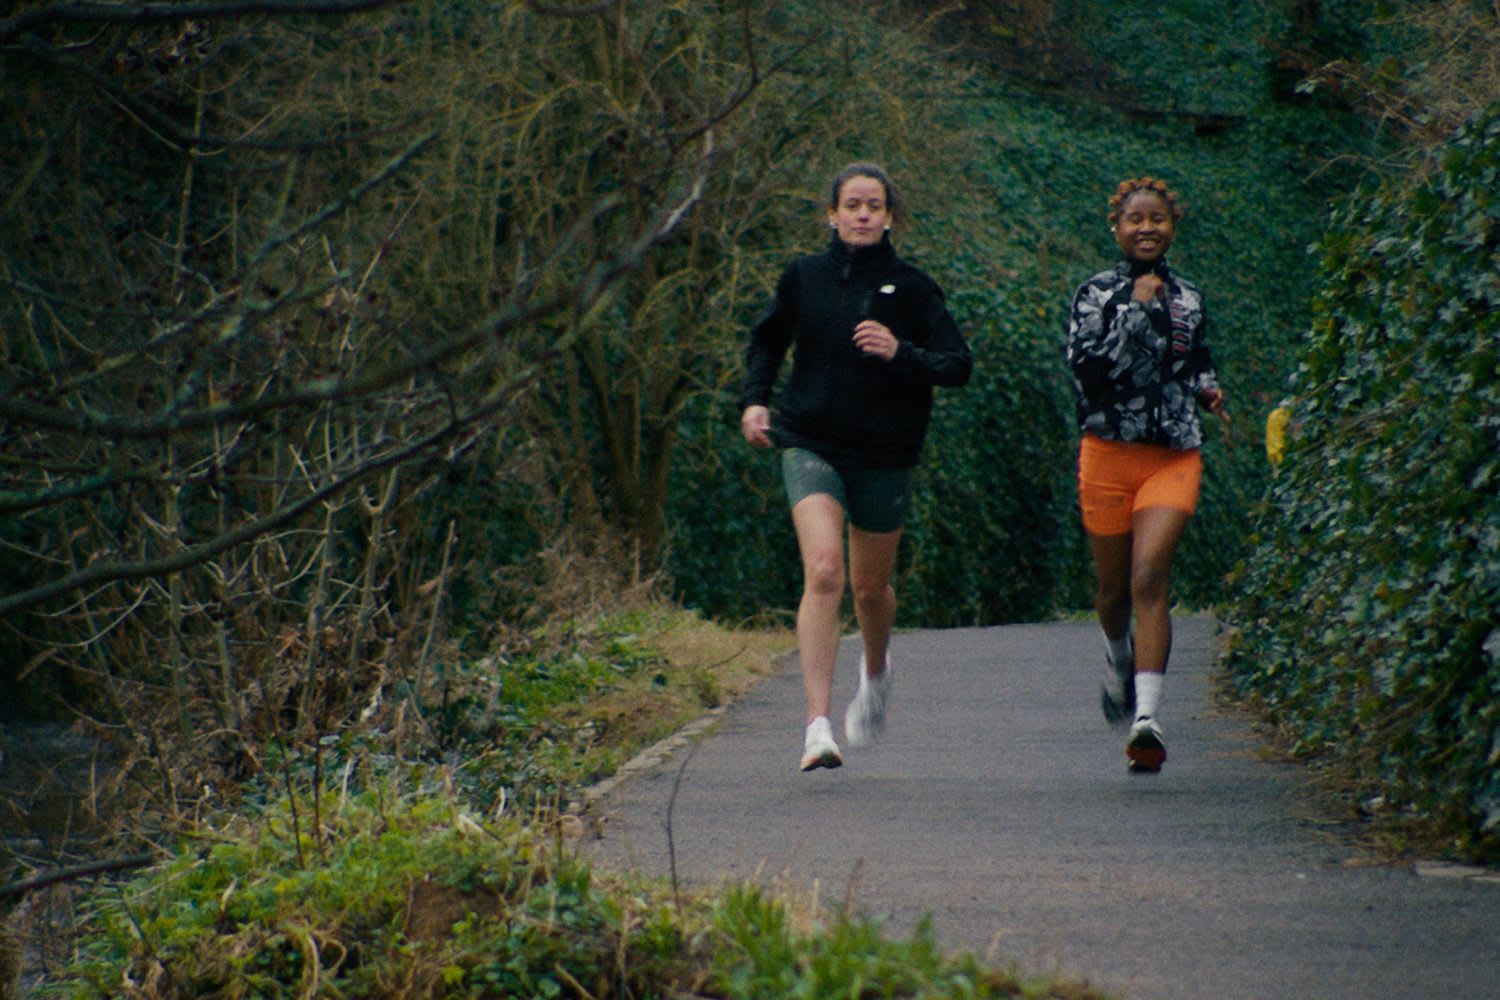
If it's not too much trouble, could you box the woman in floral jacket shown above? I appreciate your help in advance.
[1066,176,1230,774]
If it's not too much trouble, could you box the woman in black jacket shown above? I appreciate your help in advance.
[739,162,972,772]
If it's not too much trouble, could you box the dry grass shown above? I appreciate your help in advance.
[551,606,793,781]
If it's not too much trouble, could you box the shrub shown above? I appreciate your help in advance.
[1222,101,1500,860]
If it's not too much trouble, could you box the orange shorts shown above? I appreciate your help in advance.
[1076,434,1203,536]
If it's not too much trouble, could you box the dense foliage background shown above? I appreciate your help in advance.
[665,0,1366,625]
[1222,103,1500,859]
[4,4,1500,991]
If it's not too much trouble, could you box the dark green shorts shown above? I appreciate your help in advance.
[781,448,913,533]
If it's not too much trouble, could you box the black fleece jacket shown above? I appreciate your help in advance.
[738,234,972,469]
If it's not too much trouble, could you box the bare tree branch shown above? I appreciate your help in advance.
[0,384,499,616]
[0,469,140,514]
[0,141,717,614]
[522,0,621,19]
[10,34,428,159]
[0,853,155,901]
[0,157,718,446]
[1,0,408,44]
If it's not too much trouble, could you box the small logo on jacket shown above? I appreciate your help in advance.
[879,284,896,294]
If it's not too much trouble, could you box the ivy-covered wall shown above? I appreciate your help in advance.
[1223,102,1500,858]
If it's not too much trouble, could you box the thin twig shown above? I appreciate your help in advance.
[841,857,863,916]
[552,962,598,1000]
[664,732,707,911]
[313,739,325,858]
[524,0,620,16]
[283,758,306,869]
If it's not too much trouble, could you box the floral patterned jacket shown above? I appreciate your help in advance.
[1066,258,1221,450]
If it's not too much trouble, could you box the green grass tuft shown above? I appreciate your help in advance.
[43,779,1115,1000]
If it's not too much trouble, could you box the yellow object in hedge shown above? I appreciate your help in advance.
[1265,405,1291,465]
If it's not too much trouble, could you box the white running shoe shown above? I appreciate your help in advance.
[1126,716,1166,774]
[800,716,843,771]
[844,653,892,748]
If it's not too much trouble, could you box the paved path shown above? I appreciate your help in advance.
[579,616,1500,1000]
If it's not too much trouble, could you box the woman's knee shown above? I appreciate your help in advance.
[1094,575,1130,612]
[849,575,894,608]
[1130,561,1171,606]
[803,553,845,597]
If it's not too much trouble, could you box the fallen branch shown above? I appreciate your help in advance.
[0,853,154,902]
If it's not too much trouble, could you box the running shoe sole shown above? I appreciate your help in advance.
[800,749,843,771]
[1126,726,1166,774]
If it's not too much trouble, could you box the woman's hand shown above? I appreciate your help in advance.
[741,405,773,448]
[852,319,898,361]
[1132,273,1165,303]
[1200,387,1232,440]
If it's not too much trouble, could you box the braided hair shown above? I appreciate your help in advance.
[1107,176,1184,227]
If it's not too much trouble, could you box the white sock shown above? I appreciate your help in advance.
[1134,672,1163,720]
[1103,629,1132,666]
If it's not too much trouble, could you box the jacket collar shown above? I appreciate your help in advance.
[1116,256,1172,280]
[829,231,897,277]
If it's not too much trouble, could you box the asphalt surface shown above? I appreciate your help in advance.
[578,615,1500,1000]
